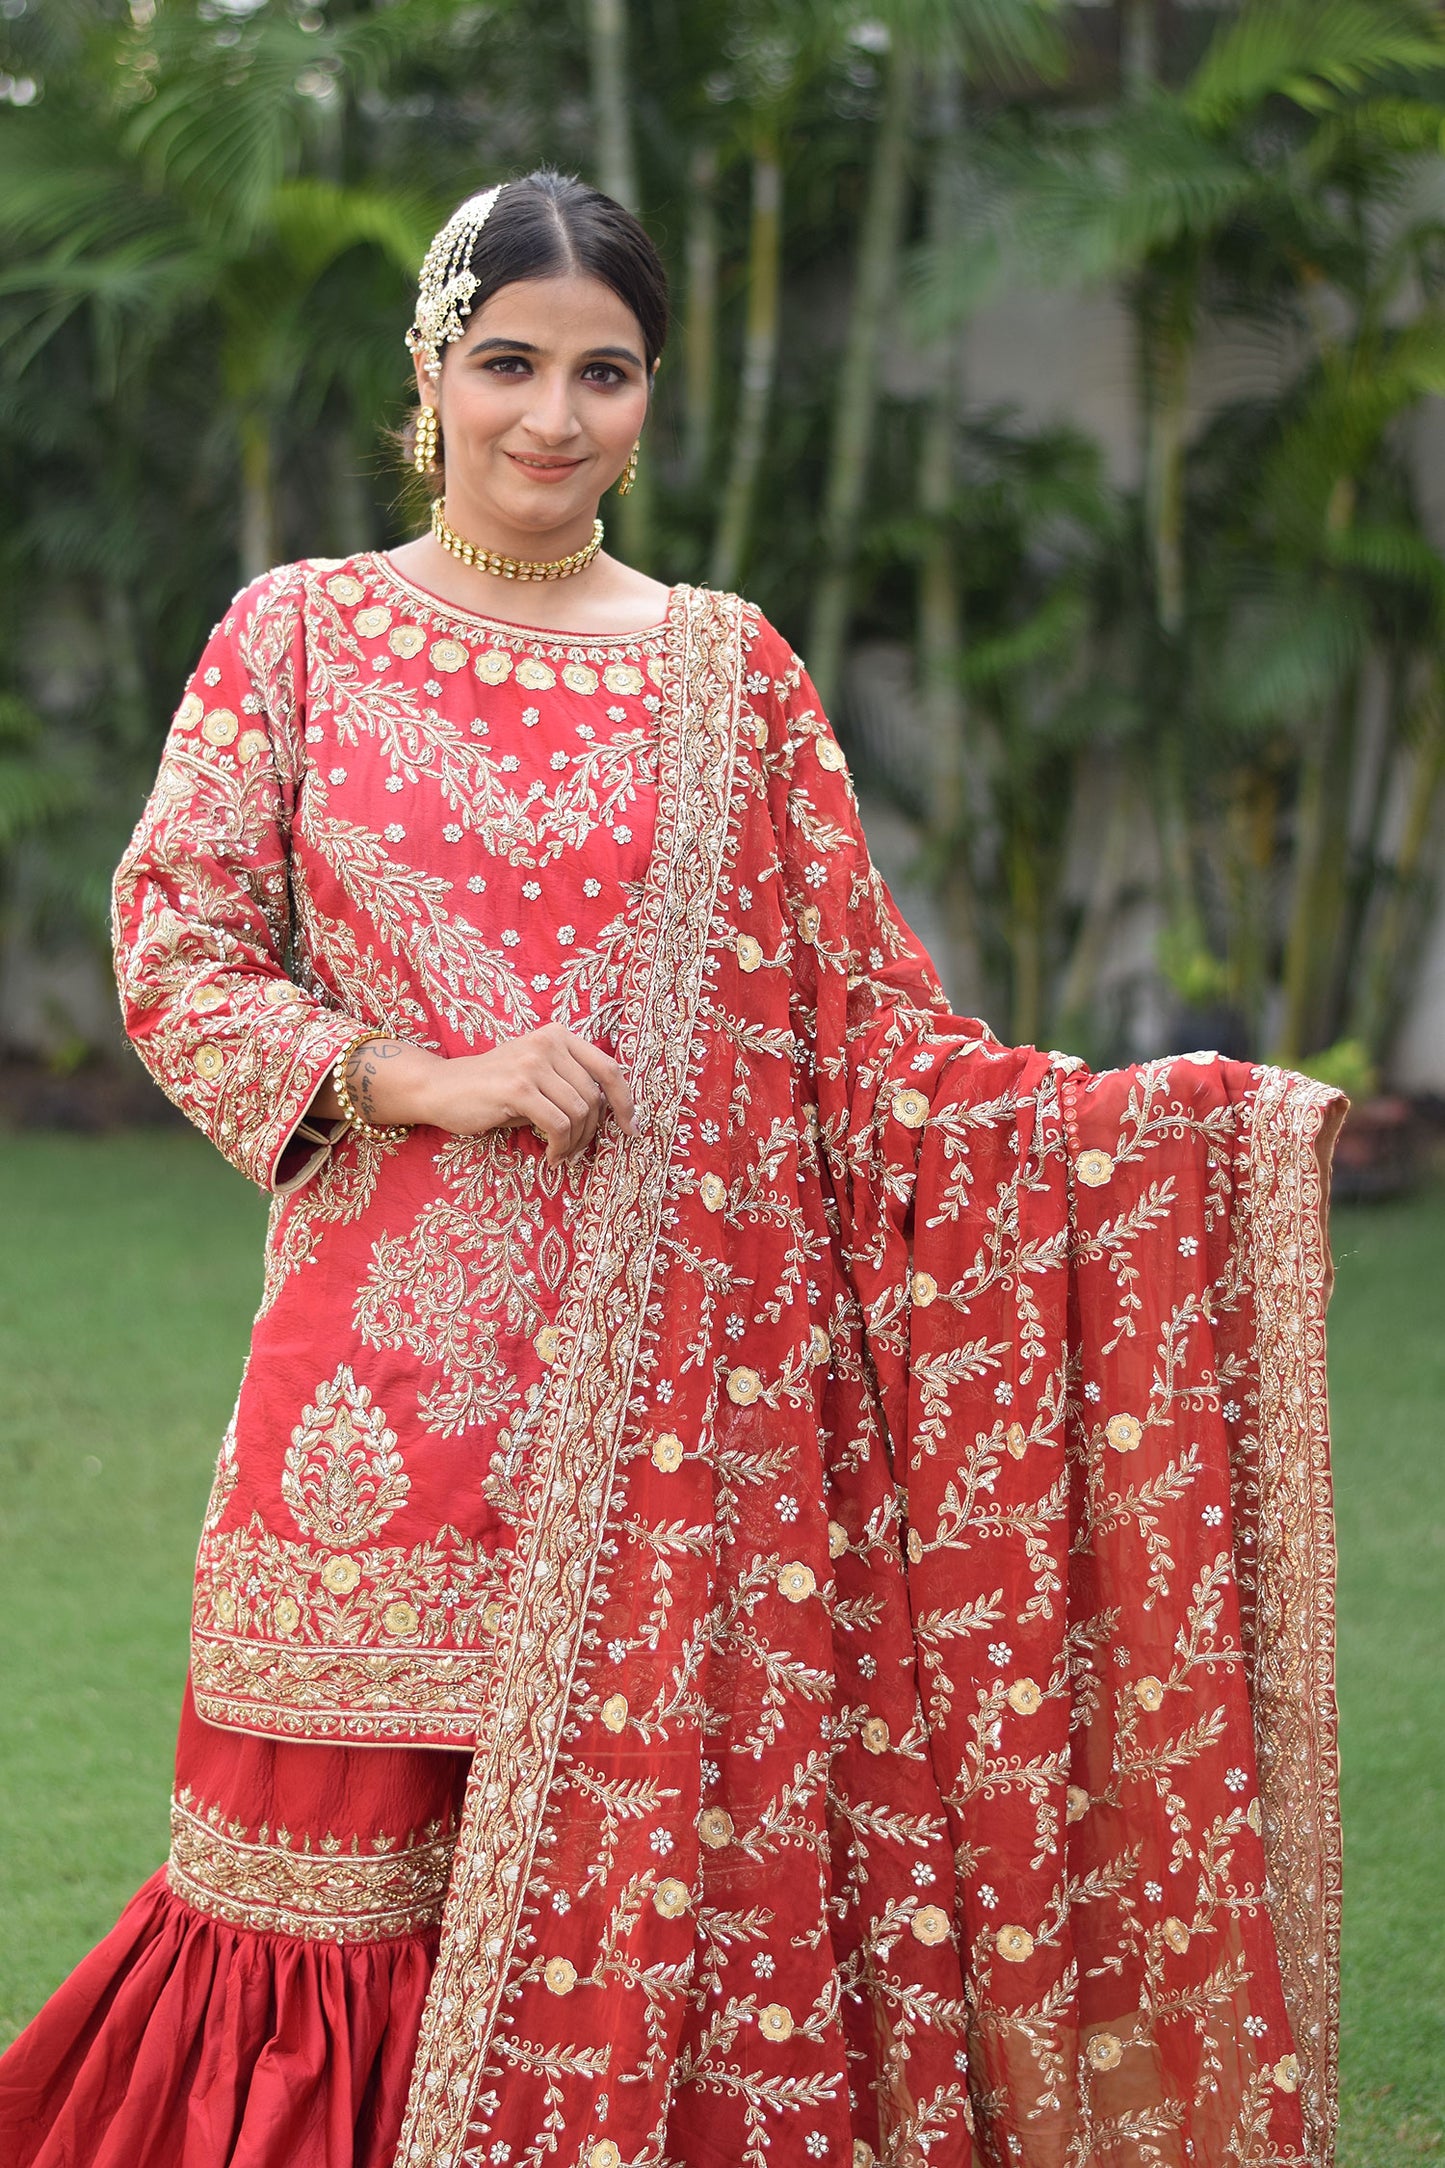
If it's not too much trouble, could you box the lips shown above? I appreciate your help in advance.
[506,452,585,475]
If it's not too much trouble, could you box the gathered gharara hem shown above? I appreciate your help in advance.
[0,1867,436,2168]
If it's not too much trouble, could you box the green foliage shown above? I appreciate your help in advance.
[1,0,1443,1080]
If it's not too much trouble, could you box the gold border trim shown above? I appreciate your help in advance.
[396,586,746,2161]
[167,1795,457,1942]
[1246,1069,1343,2167]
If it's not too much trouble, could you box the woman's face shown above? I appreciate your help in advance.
[416,271,653,536]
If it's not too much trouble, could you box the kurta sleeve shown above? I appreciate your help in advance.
[111,564,365,1193]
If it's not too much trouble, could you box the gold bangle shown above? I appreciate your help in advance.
[333,1031,411,1142]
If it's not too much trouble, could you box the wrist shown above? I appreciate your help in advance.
[335,1037,443,1132]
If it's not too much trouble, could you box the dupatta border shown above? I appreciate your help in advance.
[396,586,748,2165]
[1245,1069,1343,2167]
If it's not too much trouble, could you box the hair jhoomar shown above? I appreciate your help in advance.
[401,168,670,486]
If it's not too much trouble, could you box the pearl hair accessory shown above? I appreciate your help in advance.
[405,184,506,380]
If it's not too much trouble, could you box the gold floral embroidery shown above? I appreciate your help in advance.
[281,1363,408,1546]
[167,1789,455,1941]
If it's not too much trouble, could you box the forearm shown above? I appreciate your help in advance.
[308,1036,445,1130]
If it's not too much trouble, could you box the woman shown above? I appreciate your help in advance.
[1,169,1346,2168]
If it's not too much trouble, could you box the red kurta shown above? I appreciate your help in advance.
[1,561,1344,2168]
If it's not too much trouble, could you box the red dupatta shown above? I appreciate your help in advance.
[393,588,1343,2168]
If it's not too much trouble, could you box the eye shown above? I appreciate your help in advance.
[483,354,531,376]
[583,362,627,387]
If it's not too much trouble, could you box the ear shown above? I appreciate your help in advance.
[411,353,438,410]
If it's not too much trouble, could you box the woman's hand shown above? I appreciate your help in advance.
[310,1026,635,1164]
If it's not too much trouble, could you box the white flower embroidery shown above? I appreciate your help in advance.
[805,2136,828,2160]
[804,860,828,888]
[608,1639,627,1662]
[1145,1880,1163,1901]
[328,767,347,784]
[424,679,442,697]
[1222,1400,1242,1422]
[522,706,540,727]
[1202,1504,1224,1526]
[1178,1235,1199,1256]
[204,666,221,685]
[557,926,576,946]
[1244,2015,1268,2038]
[584,878,602,897]
[738,885,752,909]
[988,1642,1012,1667]
[531,973,550,990]
[1225,1767,1249,1791]
[385,773,404,792]
[501,754,520,772]
[858,1653,877,1678]
[384,823,405,842]
[649,1828,674,1856]
[1085,1381,1102,1403]
[501,929,520,948]
[977,1884,997,1909]
[776,1494,799,1523]
[467,875,486,894]
[701,1120,720,1143]
[911,1862,935,1887]
[522,880,542,899]
[607,704,627,721]
[994,1381,1012,1405]
[752,1952,775,1979]
[613,824,632,844]
[550,750,568,770]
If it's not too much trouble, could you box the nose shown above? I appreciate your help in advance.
[520,368,584,448]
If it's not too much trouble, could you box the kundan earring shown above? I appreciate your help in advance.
[617,439,639,497]
[413,403,440,476]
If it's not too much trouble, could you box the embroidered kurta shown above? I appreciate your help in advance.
[112,555,669,1743]
[6,558,1344,2168]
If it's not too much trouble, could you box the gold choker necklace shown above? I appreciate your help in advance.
[431,499,604,582]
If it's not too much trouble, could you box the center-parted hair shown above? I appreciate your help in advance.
[400,168,668,484]
[451,170,670,371]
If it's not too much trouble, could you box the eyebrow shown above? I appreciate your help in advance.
[465,335,644,368]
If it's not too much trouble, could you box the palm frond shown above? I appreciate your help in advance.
[1187,0,1445,133]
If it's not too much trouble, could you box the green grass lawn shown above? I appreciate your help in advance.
[0,1131,1441,2160]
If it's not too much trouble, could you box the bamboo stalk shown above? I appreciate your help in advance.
[682,141,719,487]
[806,41,914,710]
[239,413,276,582]
[914,63,980,1009]
[709,139,781,593]
[586,0,652,568]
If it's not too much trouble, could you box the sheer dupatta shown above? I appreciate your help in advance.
[394,590,1343,2168]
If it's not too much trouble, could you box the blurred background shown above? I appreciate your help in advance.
[3,0,1445,1143]
[0,2,1442,2158]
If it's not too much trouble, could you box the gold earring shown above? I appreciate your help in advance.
[413,403,440,476]
[617,439,639,497]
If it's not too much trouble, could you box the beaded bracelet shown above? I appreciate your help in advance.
[333,1031,411,1142]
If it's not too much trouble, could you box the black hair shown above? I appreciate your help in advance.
[401,168,669,483]
[458,168,669,370]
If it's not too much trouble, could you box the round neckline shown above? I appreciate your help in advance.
[367,550,679,646]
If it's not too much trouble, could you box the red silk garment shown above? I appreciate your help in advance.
[0,1680,467,2168]
[0,568,1342,2168]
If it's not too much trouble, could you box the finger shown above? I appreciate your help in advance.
[566,1038,635,1132]
[526,1081,594,1162]
[521,1088,578,1163]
